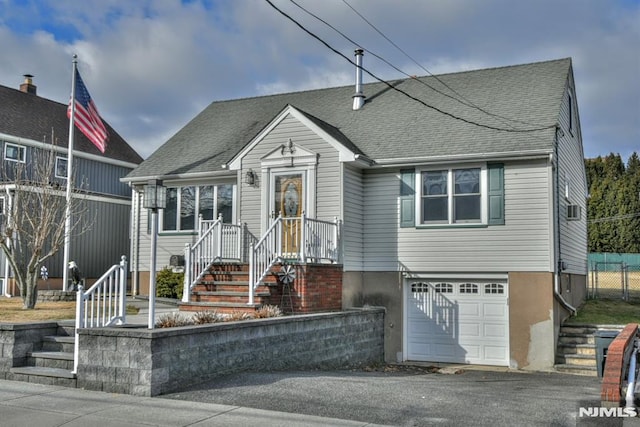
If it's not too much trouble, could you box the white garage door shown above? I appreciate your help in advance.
[405,279,509,366]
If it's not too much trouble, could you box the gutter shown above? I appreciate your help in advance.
[0,132,140,169]
[372,149,553,167]
[120,169,236,185]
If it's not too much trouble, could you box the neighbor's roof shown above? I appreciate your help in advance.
[126,58,571,180]
[0,84,143,164]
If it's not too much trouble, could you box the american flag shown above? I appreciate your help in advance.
[67,71,108,153]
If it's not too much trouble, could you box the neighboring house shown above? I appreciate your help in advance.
[0,75,143,294]
[123,56,587,370]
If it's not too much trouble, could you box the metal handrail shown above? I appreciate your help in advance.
[73,255,127,373]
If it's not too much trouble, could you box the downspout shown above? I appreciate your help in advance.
[626,339,639,410]
[553,127,577,315]
[3,187,12,296]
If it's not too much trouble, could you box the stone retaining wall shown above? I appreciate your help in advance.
[37,290,76,302]
[0,322,59,375]
[77,308,385,396]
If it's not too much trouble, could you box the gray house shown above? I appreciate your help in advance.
[0,75,143,294]
[123,56,587,370]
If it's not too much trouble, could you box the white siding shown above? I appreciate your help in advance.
[363,159,552,272]
[239,114,342,237]
[343,164,364,270]
[556,75,588,275]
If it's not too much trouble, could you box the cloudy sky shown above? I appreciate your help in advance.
[0,0,637,160]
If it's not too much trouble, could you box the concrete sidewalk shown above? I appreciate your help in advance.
[0,379,389,427]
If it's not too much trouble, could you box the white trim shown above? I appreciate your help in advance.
[121,169,236,184]
[415,163,487,226]
[227,105,358,170]
[373,149,553,167]
[55,156,68,179]
[0,183,131,206]
[0,132,139,169]
[4,142,26,163]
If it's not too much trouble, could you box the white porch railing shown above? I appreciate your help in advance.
[182,214,255,302]
[248,213,341,305]
[73,255,127,373]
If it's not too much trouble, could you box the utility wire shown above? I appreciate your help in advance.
[588,212,640,224]
[339,0,549,130]
[265,0,556,133]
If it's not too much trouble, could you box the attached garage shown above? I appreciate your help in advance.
[404,278,509,366]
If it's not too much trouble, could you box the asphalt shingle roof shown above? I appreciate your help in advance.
[0,84,143,164]
[126,58,571,180]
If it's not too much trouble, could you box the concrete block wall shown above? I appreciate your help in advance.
[0,322,58,376]
[77,308,384,396]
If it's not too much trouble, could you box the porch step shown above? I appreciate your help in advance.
[28,351,75,370]
[9,366,77,387]
[178,301,263,314]
[42,335,76,353]
[191,290,271,304]
[555,352,597,367]
[553,364,598,376]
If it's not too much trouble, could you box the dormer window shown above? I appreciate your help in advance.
[4,143,26,163]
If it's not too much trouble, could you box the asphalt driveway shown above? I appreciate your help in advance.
[160,366,613,426]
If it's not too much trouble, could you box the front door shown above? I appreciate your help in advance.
[273,173,303,255]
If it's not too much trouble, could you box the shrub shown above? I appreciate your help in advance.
[225,311,254,322]
[254,305,283,319]
[192,310,222,324]
[155,312,191,328]
[156,268,185,299]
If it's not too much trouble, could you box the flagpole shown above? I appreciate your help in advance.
[62,55,78,291]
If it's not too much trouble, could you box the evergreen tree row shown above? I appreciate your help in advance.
[585,152,640,253]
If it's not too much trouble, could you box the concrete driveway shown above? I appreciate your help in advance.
[161,366,611,426]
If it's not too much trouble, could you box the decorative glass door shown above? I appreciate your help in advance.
[273,173,303,255]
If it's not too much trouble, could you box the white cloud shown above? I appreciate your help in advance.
[0,0,637,160]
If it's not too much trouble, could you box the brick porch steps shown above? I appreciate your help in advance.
[179,262,280,314]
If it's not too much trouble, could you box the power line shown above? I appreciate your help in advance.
[340,0,549,130]
[589,212,640,224]
[264,0,557,134]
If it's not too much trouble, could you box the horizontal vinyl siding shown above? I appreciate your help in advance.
[557,78,588,274]
[363,160,552,272]
[240,114,342,237]
[137,211,198,272]
[45,199,132,278]
[343,164,364,270]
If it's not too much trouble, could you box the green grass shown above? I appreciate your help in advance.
[568,298,640,325]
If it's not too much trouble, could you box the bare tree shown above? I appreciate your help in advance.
[0,146,88,309]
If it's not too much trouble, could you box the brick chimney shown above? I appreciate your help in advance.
[20,74,37,95]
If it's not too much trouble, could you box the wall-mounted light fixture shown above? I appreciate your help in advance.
[245,169,256,186]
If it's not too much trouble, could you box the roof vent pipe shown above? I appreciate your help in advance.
[352,48,365,110]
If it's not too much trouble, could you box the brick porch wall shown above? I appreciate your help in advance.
[268,263,343,313]
[601,323,639,407]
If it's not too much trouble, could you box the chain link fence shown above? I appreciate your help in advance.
[589,261,640,302]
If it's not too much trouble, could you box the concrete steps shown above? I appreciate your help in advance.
[9,321,77,387]
[554,324,623,377]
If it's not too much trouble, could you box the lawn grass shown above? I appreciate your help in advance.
[0,297,139,323]
[568,298,640,325]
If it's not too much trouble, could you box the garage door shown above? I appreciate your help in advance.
[405,279,509,366]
